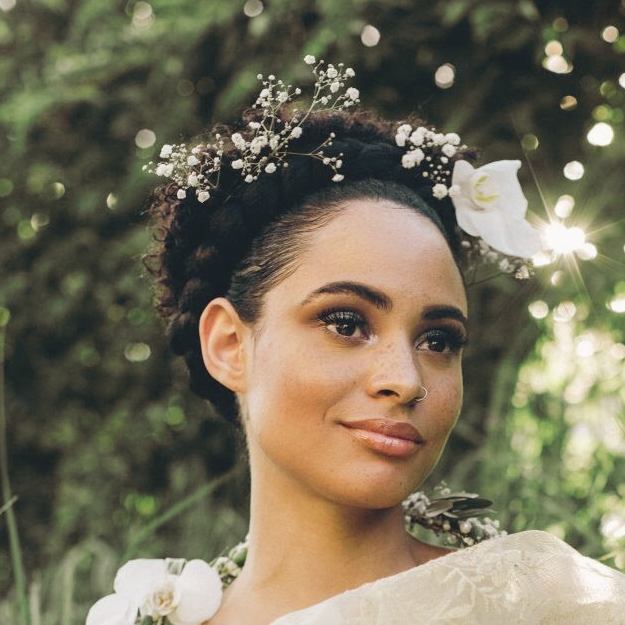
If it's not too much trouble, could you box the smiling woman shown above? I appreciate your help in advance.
[86,60,625,625]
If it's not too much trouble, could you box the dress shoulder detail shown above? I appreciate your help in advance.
[270,530,625,625]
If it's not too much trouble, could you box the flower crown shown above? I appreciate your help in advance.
[144,56,543,273]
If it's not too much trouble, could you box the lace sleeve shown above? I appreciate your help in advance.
[271,531,625,625]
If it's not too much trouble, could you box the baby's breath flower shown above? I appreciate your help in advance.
[160,144,173,158]
[231,159,244,170]
[345,87,359,101]
[332,174,344,182]
[265,162,277,173]
[245,174,254,183]
[187,155,200,166]
[326,66,338,78]
[304,54,316,65]
[177,189,187,199]
[432,183,448,199]
[330,81,340,93]
[442,144,456,158]
[290,127,303,138]
[345,68,355,77]
[198,191,210,203]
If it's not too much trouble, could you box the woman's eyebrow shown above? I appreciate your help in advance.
[300,281,392,310]
[423,305,468,329]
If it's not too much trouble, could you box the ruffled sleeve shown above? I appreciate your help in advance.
[270,531,625,625]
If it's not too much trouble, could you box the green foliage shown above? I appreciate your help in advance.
[1,0,624,622]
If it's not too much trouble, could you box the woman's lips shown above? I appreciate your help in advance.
[340,419,424,457]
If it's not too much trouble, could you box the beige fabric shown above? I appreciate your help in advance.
[271,531,625,624]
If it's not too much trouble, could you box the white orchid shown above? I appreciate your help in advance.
[86,558,222,625]
[450,160,542,258]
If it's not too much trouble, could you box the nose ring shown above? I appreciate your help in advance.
[414,386,428,402]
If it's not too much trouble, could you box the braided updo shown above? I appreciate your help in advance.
[147,109,476,421]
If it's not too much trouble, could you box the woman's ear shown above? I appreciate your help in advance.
[199,298,249,393]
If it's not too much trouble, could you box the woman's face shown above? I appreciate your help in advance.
[240,199,467,509]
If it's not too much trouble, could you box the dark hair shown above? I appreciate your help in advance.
[146,110,476,421]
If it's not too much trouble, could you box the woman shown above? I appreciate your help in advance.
[87,59,625,625]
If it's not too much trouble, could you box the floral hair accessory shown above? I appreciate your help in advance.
[85,558,222,625]
[143,57,359,202]
[145,56,543,272]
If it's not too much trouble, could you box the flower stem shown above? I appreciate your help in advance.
[0,309,31,625]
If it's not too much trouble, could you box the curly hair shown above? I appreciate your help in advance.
[146,109,476,421]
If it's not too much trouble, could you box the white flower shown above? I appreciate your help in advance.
[290,126,303,138]
[231,159,244,170]
[259,88,270,99]
[269,135,280,150]
[330,81,340,93]
[395,133,407,147]
[451,160,543,257]
[332,174,344,182]
[433,133,446,146]
[155,163,173,177]
[265,162,277,173]
[401,149,424,169]
[442,144,456,158]
[197,191,210,203]
[432,183,448,199]
[187,155,200,166]
[177,189,187,200]
[326,66,338,79]
[86,559,222,625]
[245,174,254,183]
[304,54,316,65]
[277,91,289,103]
[445,132,461,145]
[187,174,199,187]
[250,135,268,154]
[231,133,246,150]
[409,128,425,146]
[345,87,359,100]
[159,144,173,158]
[345,67,355,77]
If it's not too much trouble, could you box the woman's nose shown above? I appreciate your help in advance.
[366,339,423,404]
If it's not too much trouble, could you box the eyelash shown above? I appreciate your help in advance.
[317,308,468,354]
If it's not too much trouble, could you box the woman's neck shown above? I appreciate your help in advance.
[210,461,440,625]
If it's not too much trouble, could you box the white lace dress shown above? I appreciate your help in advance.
[270,531,625,625]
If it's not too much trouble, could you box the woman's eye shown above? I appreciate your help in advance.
[417,328,467,354]
[319,310,369,339]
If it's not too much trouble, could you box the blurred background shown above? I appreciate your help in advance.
[1,0,624,623]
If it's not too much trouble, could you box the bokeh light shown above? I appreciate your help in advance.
[543,222,587,255]
[554,194,574,218]
[528,300,549,319]
[124,342,151,362]
[553,17,569,32]
[521,133,539,150]
[135,128,156,149]
[132,1,154,31]
[608,294,625,313]
[544,40,563,56]
[542,54,572,74]
[361,25,380,47]
[553,301,577,322]
[0,0,15,11]
[563,160,584,180]
[587,122,614,146]
[434,64,455,88]
[602,25,620,43]
[560,95,577,110]
[244,0,264,17]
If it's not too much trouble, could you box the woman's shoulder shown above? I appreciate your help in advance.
[271,531,625,625]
